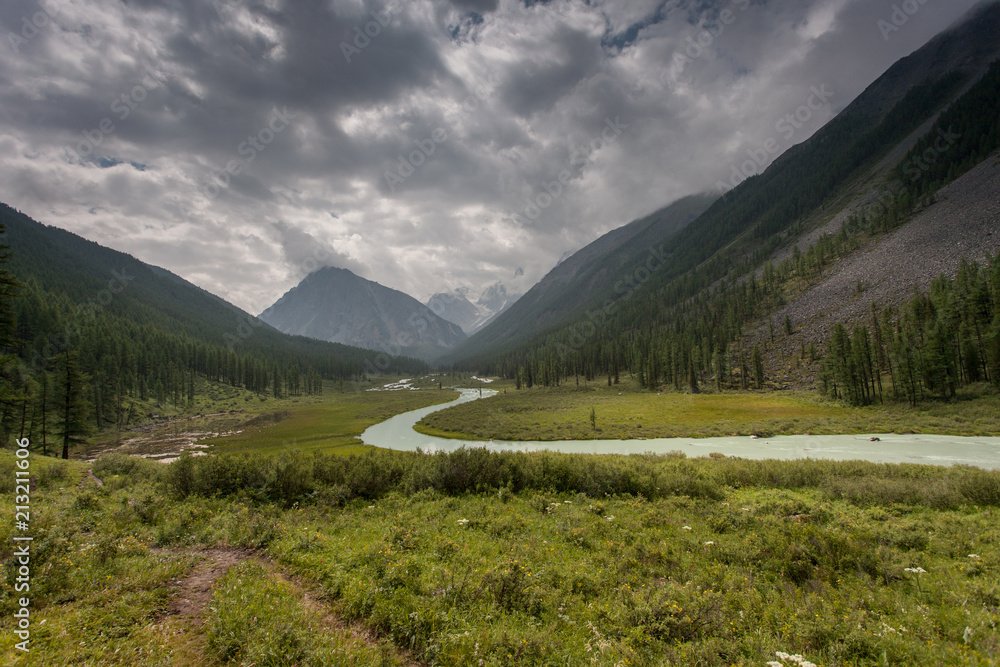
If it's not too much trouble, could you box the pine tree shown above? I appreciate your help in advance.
[55,350,91,459]
[752,345,765,390]
[0,224,21,444]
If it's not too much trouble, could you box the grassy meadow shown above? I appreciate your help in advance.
[202,385,460,455]
[2,447,999,666]
[3,378,1000,665]
[416,381,1000,441]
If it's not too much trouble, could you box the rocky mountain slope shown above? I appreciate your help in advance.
[259,267,466,361]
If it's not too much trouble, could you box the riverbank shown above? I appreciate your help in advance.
[415,382,1000,441]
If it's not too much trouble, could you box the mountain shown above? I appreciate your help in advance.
[259,267,466,361]
[426,291,480,333]
[427,281,522,335]
[0,204,428,374]
[0,204,428,442]
[444,193,717,363]
[449,1,1000,386]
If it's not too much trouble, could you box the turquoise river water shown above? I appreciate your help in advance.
[361,389,1000,469]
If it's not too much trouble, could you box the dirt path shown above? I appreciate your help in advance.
[164,547,256,619]
[153,547,424,666]
[78,468,104,489]
[269,566,425,667]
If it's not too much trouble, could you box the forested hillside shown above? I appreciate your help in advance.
[443,193,716,362]
[0,205,427,453]
[452,17,1000,401]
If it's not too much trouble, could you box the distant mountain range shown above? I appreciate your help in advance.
[258,267,466,361]
[426,282,521,335]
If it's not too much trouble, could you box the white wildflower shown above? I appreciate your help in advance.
[457,518,469,525]
[682,525,692,530]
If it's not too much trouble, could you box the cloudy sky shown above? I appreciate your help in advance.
[0,0,986,313]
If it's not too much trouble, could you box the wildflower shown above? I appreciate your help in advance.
[904,567,927,574]
[704,541,714,546]
[968,554,981,559]
[682,526,692,530]
[606,516,614,522]
[457,518,469,525]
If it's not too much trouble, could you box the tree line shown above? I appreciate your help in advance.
[822,257,1000,406]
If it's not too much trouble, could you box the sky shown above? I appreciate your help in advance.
[0,0,986,314]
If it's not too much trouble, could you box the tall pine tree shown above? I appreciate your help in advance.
[55,350,91,459]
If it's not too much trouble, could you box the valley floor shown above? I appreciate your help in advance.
[4,381,1000,666]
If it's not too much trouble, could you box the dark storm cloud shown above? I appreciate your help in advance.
[498,24,604,117]
[0,0,989,311]
[449,0,499,14]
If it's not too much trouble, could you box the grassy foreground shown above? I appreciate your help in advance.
[2,446,1000,666]
[416,382,1000,441]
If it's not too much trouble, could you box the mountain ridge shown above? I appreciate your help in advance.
[446,1,1000,384]
[259,266,466,361]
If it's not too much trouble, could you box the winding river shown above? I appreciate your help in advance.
[361,388,1000,470]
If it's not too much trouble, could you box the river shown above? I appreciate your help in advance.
[361,388,1000,469]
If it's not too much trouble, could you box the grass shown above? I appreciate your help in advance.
[415,381,1000,441]
[206,560,408,666]
[5,379,1000,665]
[3,448,998,666]
[273,488,1000,666]
[202,386,460,455]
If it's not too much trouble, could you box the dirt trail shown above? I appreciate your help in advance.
[269,566,425,667]
[163,547,256,619]
[78,468,104,489]
[154,547,424,666]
